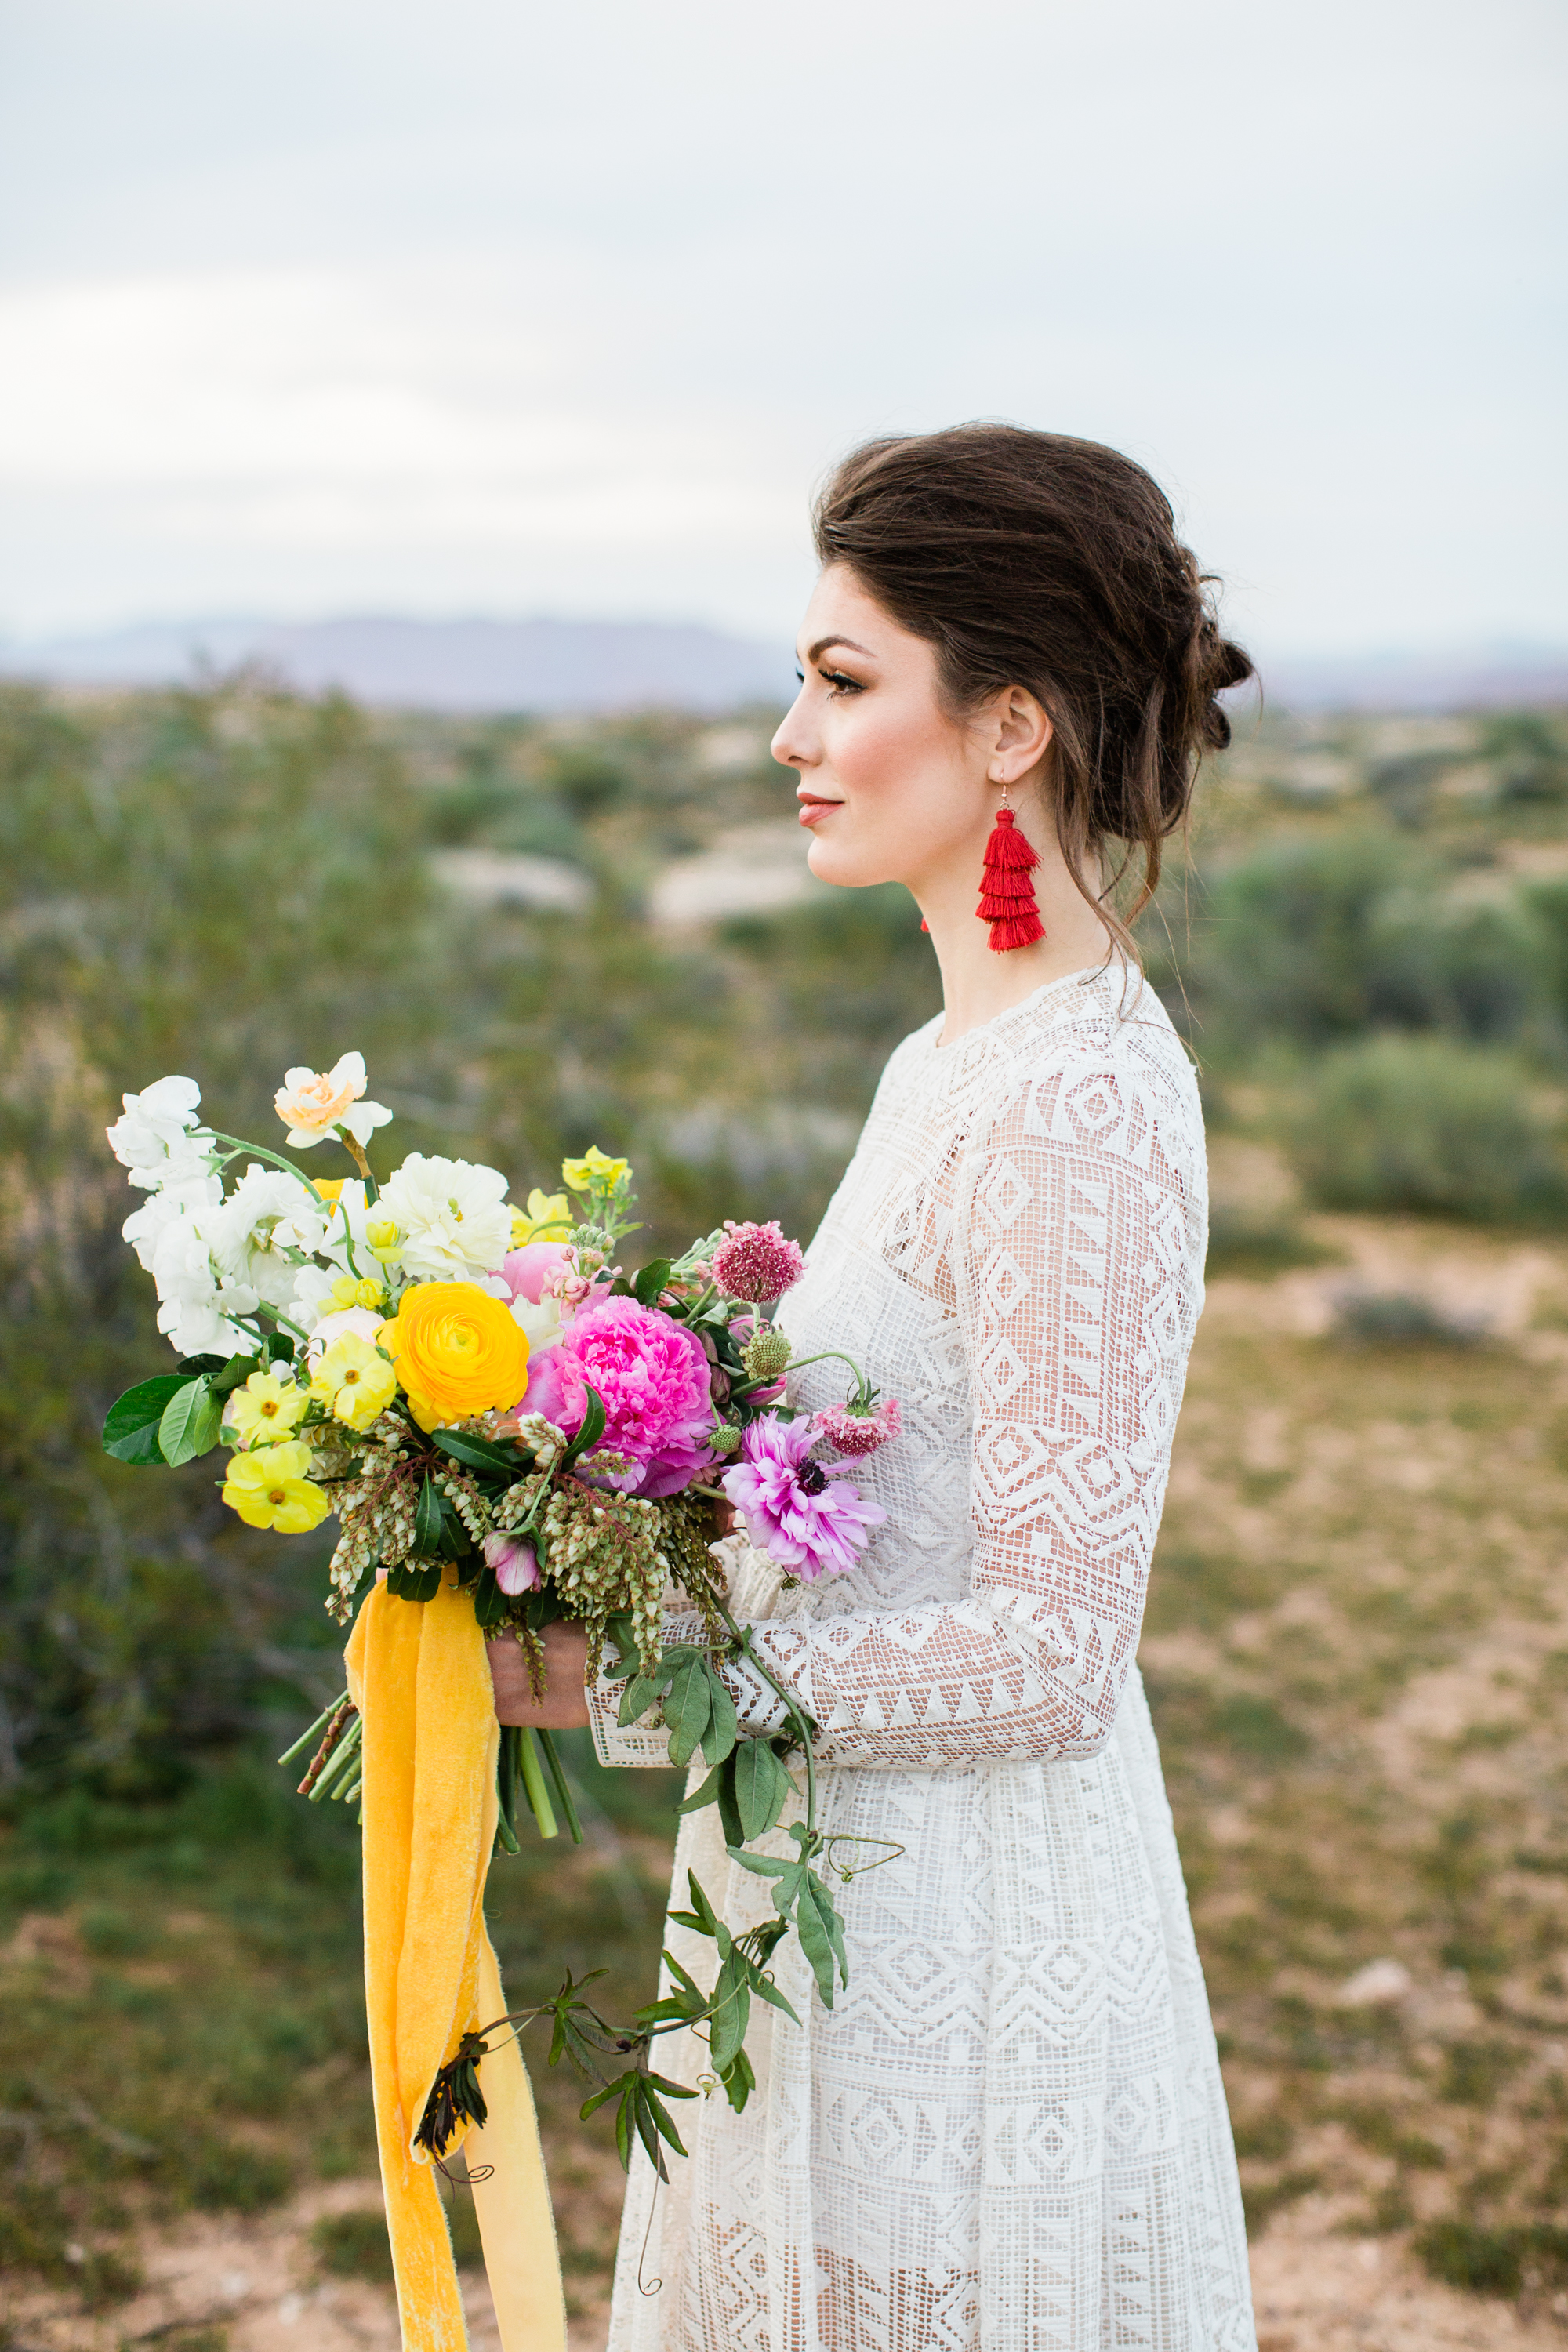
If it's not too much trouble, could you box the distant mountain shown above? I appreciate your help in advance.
[1247,644,1568,714]
[0,613,797,715]
[2,615,1564,717]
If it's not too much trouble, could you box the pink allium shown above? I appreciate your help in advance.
[815,1396,902,1459]
[484,1530,540,1595]
[720,1416,885,1580]
[710,1219,806,1305]
[521,1295,716,1498]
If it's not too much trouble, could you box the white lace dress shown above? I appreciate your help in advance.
[586,964,1256,2352]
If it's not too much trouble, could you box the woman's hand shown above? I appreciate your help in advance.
[488,1620,592,1729]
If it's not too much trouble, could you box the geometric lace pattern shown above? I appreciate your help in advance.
[591,964,1258,2351]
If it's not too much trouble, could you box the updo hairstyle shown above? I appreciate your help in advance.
[811,424,1253,927]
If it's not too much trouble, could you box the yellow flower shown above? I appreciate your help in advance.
[382,1280,529,1429]
[222,1443,330,1533]
[510,1187,573,1247]
[328,1272,385,1312]
[310,1333,400,1432]
[224,1369,309,1447]
[561,1147,630,1195]
[312,1179,346,1203]
[365,1216,402,1260]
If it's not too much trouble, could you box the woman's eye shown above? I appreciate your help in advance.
[794,667,805,684]
[821,670,863,698]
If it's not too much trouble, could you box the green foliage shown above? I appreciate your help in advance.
[313,2206,394,2281]
[1284,1035,1566,1221]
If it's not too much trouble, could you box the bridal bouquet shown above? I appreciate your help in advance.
[103,1055,901,2203]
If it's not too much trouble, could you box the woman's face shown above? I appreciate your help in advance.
[771,565,998,894]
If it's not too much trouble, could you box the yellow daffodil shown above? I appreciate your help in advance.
[221,1442,330,1533]
[510,1187,573,1247]
[328,1272,386,1312]
[310,1332,400,1432]
[223,1369,310,1448]
[365,1216,402,1261]
[311,1178,346,1203]
[561,1147,630,1196]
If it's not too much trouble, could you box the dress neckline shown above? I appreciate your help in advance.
[927,959,1128,1053]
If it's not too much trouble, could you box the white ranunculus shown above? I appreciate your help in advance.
[375,1153,511,1280]
[305,1305,386,1366]
[510,1294,563,1352]
[107,1076,216,1191]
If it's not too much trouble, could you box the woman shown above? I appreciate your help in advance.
[492,424,1258,2352]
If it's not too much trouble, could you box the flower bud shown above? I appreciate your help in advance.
[742,1326,793,1382]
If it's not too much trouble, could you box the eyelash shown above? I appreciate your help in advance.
[793,666,866,699]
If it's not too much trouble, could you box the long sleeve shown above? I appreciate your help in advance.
[684,1029,1204,1771]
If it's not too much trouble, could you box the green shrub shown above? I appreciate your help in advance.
[1286,1035,1566,1221]
[1415,2218,1568,2297]
[313,2207,394,2281]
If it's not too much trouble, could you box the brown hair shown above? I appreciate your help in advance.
[812,423,1253,930]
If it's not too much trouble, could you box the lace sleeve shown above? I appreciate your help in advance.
[669,1034,1206,1771]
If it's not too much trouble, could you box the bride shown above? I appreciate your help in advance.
[492,423,1258,2352]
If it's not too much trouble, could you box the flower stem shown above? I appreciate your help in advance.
[709,1598,818,1840]
[343,1134,379,1203]
[207,1132,331,1207]
[517,1727,559,1840]
[771,1348,873,1406]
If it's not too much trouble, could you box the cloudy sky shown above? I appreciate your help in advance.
[1,0,1563,655]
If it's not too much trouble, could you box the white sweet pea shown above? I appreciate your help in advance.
[122,1178,223,1272]
[274,1052,392,1150]
[375,1153,511,1281]
[107,1076,216,1192]
[211,1166,328,1310]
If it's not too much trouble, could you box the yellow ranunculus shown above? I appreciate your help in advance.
[382,1281,530,1429]
[222,1443,330,1533]
[224,1369,309,1447]
[561,1147,630,1195]
[311,1332,400,1432]
[510,1187,573,1247]
[329,1272,386,1312]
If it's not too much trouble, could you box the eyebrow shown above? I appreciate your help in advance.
[803,634,876,665]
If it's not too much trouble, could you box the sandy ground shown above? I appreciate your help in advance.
[9,2182,1566,2351]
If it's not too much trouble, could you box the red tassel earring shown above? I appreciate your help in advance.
[976,785,1044,952]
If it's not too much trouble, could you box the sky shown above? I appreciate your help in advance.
[0,0,1563,657]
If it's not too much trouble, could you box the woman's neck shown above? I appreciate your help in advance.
[916,817,1117,1047]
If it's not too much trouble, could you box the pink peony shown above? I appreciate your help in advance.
[815,1396,902,1459]
[720,1416,885,1580]
[710,1219,806,1305]
[522,1294,716,1498]
[483,1530,541,1595]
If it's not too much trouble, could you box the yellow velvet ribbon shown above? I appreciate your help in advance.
[344,1577,567,2352]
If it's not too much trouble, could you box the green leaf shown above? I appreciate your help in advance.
[675,1759,727,1816]
[732,1739,792,1840]
[631,1258,673,1308]
[412,1473,444,1557]
[618,1673,662,1729]
[707,1955,750,2074]
[103,1374,188,1465]
[158,1376,223,1467]
[793,1879,838,2007]
[472,1566,506,1628]
[603,1613,641,1679]
[176,1352,228,1376]
[741,1955,800,2024]
[700,1668,739,1767]
[560,1381,606,1469]
[264,1330,296,1363]
[385,1559,442,1602]
[725,1847,794,1882]
[210,1352,262,1396]
[663,1661,713,1769]
[720,2045,755,2114]
[435,1493,470,1559]
[801,1871,850,1997]
[431,1428,527,1478]
[579,2067,637,2120]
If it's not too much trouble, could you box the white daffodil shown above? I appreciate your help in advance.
[274,1052,392,1150]
[375,1152,511,1281]
[107,1076,216,1191]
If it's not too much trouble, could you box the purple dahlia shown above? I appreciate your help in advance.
[720,1415,885,1581]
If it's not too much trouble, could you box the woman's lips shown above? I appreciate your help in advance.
[797,797,842,828]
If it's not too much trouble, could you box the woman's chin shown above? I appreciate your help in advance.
[804,833,887,889]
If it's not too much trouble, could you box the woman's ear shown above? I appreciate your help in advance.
[988,684,1053,786]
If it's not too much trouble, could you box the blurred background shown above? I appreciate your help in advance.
[2,5,1566,2350]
